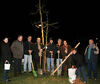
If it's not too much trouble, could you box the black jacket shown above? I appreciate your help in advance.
[56,44,63,59]
[46,43,57,58]
[0,41,11,64]
[33,43,43,60]
[72,53,85,68]
[24,41,33,55]
[85,45,99,63]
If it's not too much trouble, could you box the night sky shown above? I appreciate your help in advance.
[0,0,100,44]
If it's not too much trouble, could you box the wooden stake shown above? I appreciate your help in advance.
[51,42,80,76]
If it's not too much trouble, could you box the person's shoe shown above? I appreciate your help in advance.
[94,78,97,80]
[83,81,87,84]
[8,80,11,82]
[24,72,26,73]
[5,79,11,82]
[29,71,32,73]
[88,77,92,79]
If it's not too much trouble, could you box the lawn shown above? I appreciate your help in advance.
[0,63,100,84]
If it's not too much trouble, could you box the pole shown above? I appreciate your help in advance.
[39,0,44,45]
[51,42,80,76]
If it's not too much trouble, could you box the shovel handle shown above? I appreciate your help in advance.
[51,42,80,76]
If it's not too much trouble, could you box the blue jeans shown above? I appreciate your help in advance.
[77,66,87,82]
[56,59,62,71]
[87,61,97,79]
[3,70,8,81]
[24,55,32,72]
[47,57,54,72]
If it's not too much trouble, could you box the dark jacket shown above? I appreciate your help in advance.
[61,45,72,66]
[33,43,43,60]
[72,53,85,68]
[56,44,63,59]
[11,40,24,59]
[46,43,56,58]
[0,41,11,64]
[85,45,99,63]
[61,45,71,59]
[24,41,33,55]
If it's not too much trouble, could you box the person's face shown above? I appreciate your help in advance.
[58,39,62,45]
[63,41,67,45]
[89,39,94,45]
[37,38,41,43]
[50,40,53,44]
[3,38,8,43]
[28,36,32,42]
[18,36,23,42]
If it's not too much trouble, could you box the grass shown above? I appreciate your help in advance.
[0,63,100,84]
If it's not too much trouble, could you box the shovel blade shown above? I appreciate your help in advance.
[32,70,37,77]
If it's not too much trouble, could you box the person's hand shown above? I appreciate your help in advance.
[5,60,8,62]
[57,50,60,54]
[65,49,67,53]
[93,45,96,49]
[40,49,43,53]
[50,51,53,55]
[28,50,32,54]
[72,65,75,68]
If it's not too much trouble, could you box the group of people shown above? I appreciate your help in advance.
[0,35,99,83]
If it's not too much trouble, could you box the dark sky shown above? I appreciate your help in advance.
[0,0,100,43]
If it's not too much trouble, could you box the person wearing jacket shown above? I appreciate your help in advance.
[61,40,71,75]
[71,49,87,83]
[56,38,63,71]
[33,37,43,71]
[24,36,33,73]
[84,39,99,80]
[11,35,24,77]
[46,38,56,72]
[0,37,11,82]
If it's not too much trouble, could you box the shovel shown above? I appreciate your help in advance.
[30,54,37,77]
[51,52,53,72]
[38,54,43,75]
[57,53,61,76]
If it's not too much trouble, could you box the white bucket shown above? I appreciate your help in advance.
[4,62,11,70]
[68,68,76,84]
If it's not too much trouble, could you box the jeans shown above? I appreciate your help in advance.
[47,57,54,72]
[77,66,87,82]
[56,58,62,71]
[24,55,32,72]
[3,70,8,81]
[87,61,97,79]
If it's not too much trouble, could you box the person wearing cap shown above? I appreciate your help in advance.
[84,39,99,80]
[0,37,12,82]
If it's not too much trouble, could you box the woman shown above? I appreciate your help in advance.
[61,40,71,75]
[0,37,11,82]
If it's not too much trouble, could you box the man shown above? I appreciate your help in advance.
[56,38,63,72]
[0,37,11,82]
[24,36,33,73]
[46,38,56,72]
[84,39,99,80]
[11,35,24,76]
[33,38,43,71]
[72,49,87,83]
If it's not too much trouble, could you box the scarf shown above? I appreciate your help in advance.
[88,44,95,60]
